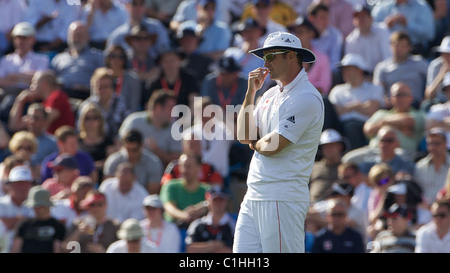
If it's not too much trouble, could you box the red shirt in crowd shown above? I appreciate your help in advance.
[43,89,75,134]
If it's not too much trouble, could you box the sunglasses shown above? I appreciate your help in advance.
[89,202,105,208]
[432,213,448,219]
[380,138,395,143]
[377,177,390,186]
[330,212,346,218]
[262,51,289,62]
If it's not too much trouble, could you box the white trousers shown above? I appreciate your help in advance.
[233,198,310,253]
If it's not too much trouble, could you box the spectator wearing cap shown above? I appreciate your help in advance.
[0,155,25,197]
[370,203,416,253]
[10,186,66,253]
[364,81,426,155]
[107,218,159,253]
[415,199,450,253]
[124,24,160,89]
[99,162,148,223]
[0,165,35,251]
[310,129,348,203]
[118,91,181,169]
[51,176,94,230]
[103,129,164,194]
[140,194,181,253]
[176,20,215,87]
[371,0,435,56]
[145,47,199,108]
[63,190,120,253]
[307,2,343,74]
[415,127,450,205]
[24,0,83,53]
[40,126,95,184]
[200,55,247,109]
[311,198,365,253]
[185,186,235,253]
[107,0,170,60]
[372,31,429,108]
[424,36,450,109]
[288,16,331,95]
[41,154,80,197]
[50,21,104,101]
[329,53,384,150]
[426,72,450,150]
[0,0,27,56]
[344,4,392,75]
[0,22,49,101]
[80,0,128,50]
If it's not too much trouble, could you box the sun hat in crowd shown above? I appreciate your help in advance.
[319,128,350,152]
[249,31,316,63]
[25,186,53,208]
[337,53,369,73]
[433,36,450,53]
[8,165,34,183]
[11,22,36,37]
[388,183,407,195]
[117,218,145,241]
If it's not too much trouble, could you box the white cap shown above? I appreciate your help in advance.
[8,166,33,183]
[388,183,407,195]
[320,129,343,145]
[434,36,450,53]
[338,53,369,72]
[117,218,144,241]
[142,194,163,208]
[249,31,316,63]
[11,22,36,37]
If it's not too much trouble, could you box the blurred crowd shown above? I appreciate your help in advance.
[0,0,449,253]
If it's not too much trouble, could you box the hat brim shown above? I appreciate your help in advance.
[249,46,316,63]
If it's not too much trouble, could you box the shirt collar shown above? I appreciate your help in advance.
[276,68,308,95]
[204,213,231,226]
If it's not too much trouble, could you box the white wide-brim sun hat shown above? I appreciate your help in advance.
[249,31,316,63]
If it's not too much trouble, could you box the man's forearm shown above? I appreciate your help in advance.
[237,91,257,144]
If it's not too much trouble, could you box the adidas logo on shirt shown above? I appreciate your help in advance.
[287,116,295,124]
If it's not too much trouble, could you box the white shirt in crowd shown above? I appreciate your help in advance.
[415,221,450,253]
[106,238,159,253]
[140,218,181,253]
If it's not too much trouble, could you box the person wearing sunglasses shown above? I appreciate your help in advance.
[415,199,450,252]
[235,31,324,253]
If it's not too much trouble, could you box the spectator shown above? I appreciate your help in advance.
[310,129,348,203]
[0,22,49,94]
[161,133,223,186]
[119,90,181,168]
[51,21,104,100]
[104,45,142,113]
[370,203,416,253]
[311,198,365,253]
[81,0,128,50]
[140,194,181,253]
[40,126,95,183]
[99,162,148,223]
[0,0,27,56]
[372,31,429,108]
[423,36,450,109]
[0,155,25,197]
[24,0,83,53]
[41,154,80,198]
[0,165,35,252]
[124,24,160,92]
[144,0,182,26]
[146,47,199,108]
[103,129,163,194]
[160,153,210,228]
[359,125,416,176]
[425,72,450,151]
[9,70,75,136]
[311,0,355,39]
[364,81,426,155]
[4,131,39,180]
[63,190,120,253]
[10,186,65,253]
[307,2,343,74]
[185,186,235,253]
[106,218,159,253]
[200,55,247,109]
[77,102,118,184]
[107,0,170,60]
[371,0,435,55]
[415,199,450,253]
[51,176,94,230]
[344,4,392,75]
[78,67,131,139]
[176,20,215,87]
[329,53,384,150]
[415,127,450,205]
[9,103,58,169]
[288,16,331,95]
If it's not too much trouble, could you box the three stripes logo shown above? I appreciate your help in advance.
[287,116,295,124]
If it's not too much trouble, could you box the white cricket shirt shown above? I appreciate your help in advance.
[246,68,324,202]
